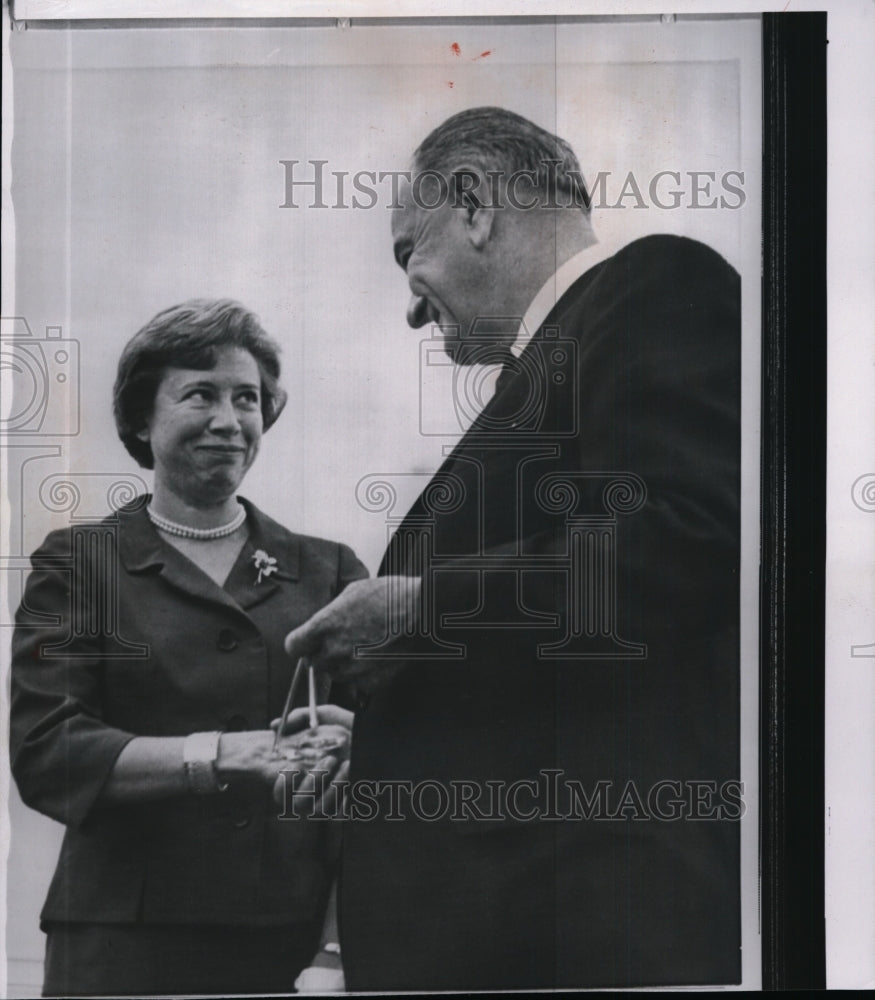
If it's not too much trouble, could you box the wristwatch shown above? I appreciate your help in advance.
[183,731,229,795]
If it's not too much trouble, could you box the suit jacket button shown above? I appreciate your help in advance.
[233,815,252,829]
[217,628,239,651]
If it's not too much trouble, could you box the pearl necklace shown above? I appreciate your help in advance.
[147,503,247,540]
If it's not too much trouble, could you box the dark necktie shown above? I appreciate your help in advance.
[494,353,518,395]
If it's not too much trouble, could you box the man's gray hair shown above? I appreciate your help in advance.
[412,106,591,214]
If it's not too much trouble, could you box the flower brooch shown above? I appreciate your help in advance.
[252,548,278,585]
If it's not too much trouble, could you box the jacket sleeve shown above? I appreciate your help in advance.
[10,528,136,828]
[335,542,370,596]
[329,542,371,711]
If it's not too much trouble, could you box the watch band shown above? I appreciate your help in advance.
[183,731,228,795]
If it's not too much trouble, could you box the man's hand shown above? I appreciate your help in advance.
[283,577,421,690]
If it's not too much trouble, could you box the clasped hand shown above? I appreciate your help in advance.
[214,705,353,815]
[270,705,354,818]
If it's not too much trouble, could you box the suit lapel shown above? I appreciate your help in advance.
[157,551,245,614]
[118,501,240,615]
[379,264,605,576]
[378,386,528,575]
[223,502,300,611]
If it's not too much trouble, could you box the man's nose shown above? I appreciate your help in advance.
[406,294,431,329]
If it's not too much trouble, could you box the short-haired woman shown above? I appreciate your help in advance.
[11,299,366,995]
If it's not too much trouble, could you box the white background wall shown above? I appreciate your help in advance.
[9,21,754,571]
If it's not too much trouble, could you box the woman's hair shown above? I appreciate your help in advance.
[113,298,288,469]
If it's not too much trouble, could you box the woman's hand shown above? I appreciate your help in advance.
[215,730,283,797]
[271,704,353,768]
[271,704,354,735]
[269,705,354,818]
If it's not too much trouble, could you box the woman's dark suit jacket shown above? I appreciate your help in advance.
[10,496,367,928]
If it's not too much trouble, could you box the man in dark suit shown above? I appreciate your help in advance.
[285,107,741,990]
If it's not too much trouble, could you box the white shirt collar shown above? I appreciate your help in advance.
[510,232,628,358]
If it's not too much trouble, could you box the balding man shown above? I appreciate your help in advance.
[286,107,741,990]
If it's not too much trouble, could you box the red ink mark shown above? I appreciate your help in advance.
[450,42,461,56]
[479,50,491,58]
[448,81,454,88]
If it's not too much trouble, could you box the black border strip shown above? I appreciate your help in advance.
[761,12,827,991]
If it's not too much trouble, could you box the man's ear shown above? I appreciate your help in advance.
[452,166,495,250]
